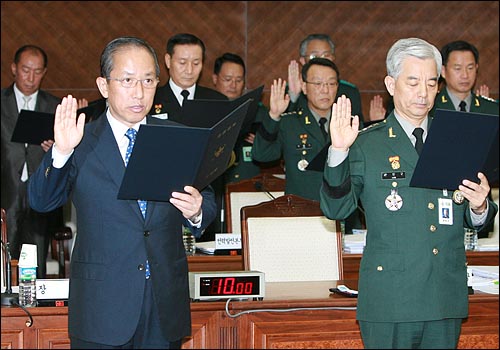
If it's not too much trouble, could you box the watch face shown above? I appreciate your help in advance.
[199,276,261,296]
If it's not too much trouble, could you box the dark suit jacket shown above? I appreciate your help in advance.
[150,82,227,122]
[320,112,498,323]
[28,113,217,345]
[1,84,61,260]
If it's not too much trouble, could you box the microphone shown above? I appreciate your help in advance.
[1,239,18,306]
[254,181,276,200]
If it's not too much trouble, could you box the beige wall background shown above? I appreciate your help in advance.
[2,1,498,118]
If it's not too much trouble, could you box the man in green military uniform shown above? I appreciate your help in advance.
[433,40,499,116]
[433,40,499,239]
[286,33,364,124]
[253,58,339,201]
[320,38,498,348]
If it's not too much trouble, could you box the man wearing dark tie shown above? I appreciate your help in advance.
[433,40,499,238]
[433,40,498,115]
[151,33,227,237]
[320,38,497,349]
[29,36,217,348]
[1,45,62,278]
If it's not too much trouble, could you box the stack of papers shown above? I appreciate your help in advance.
[467,265,499,294]
[343,230,366,254]
[195,241,216,255]
[476,232,499,251]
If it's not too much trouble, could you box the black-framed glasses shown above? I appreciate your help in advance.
[305,81,338,89]
[107,77,159,89]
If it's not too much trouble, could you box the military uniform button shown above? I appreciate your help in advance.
[392,181,398,187]
[138,264,145,271]
[235,174,240,179]
[430,225,436,232]
[432,248,439,255]
[428,203,434,210]
[377,265,383,271]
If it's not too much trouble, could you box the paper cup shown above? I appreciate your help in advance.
[19,244,37,267]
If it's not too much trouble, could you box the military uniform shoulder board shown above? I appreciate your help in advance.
[360,119,387,134]
[280,110,298,119]
[339,79,357,89]
[478,94,498,103]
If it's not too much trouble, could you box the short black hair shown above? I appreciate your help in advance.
[166,33,205,61]
[301,57,340,82]
[14,45,48,67]
[213,52,246,75]
[440,40,479,65]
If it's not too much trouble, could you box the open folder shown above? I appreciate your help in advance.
[10,99,107,145]
[410,109,499,190]
[181,85,264,139]
[11,110,54,144]
[117,99,251,201]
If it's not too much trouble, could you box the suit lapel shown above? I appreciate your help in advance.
[91,116,145,221]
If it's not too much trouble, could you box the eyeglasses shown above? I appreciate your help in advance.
[305,81,339,89]
[107,77,159,89]
[304,52,334,61]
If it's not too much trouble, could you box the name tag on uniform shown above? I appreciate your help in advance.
[438,198,453,225]
[381,172,406,180]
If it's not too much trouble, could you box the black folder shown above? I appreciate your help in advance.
[181,85,264,139]
[117,99,251,201]
[10,110,55,144]
[77,98,107,122]
[306,143,331,172]
[410,109,499,190]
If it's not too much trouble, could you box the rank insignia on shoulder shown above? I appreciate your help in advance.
[441,95,448,103]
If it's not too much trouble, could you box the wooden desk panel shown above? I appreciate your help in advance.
[2,280,497,349]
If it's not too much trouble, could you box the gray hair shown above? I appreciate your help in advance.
[299,34,335,57]
[386,38,442,79]
[100,36,160,78]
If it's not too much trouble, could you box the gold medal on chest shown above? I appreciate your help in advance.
[389,156,400,170]
[452,190,465,204]
[385,189,403,211]
[297,159,309,171]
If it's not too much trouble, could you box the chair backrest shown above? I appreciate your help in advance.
[241,194,343,282]
[225,173,285,234]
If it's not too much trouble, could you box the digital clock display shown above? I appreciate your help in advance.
[189,271,265,301]
[200,276,261,296]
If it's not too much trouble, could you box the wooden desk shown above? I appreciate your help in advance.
[2,280,498,349]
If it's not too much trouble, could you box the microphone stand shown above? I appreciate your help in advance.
[1,240,18,306]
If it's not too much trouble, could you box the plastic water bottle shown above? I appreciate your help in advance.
[464,228,478,251]
[18,266,37,307]
[183,226,196,256]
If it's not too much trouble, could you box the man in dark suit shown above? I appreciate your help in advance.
[150,33,227,120]
[320,38,498,348]
[29,36,217,348]
[151,33,227,238]
[1,45,62,278]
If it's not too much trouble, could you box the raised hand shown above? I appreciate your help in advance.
[475,84,490,98]
[329,95,360,151]
[269,78,290,120]
[368,94,386,122]
[287,60,302,101]
[53,95,86,155]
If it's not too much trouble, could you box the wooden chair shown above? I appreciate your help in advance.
[241,194,343,282]
[46,226,73,278]
[225,173,285,234]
